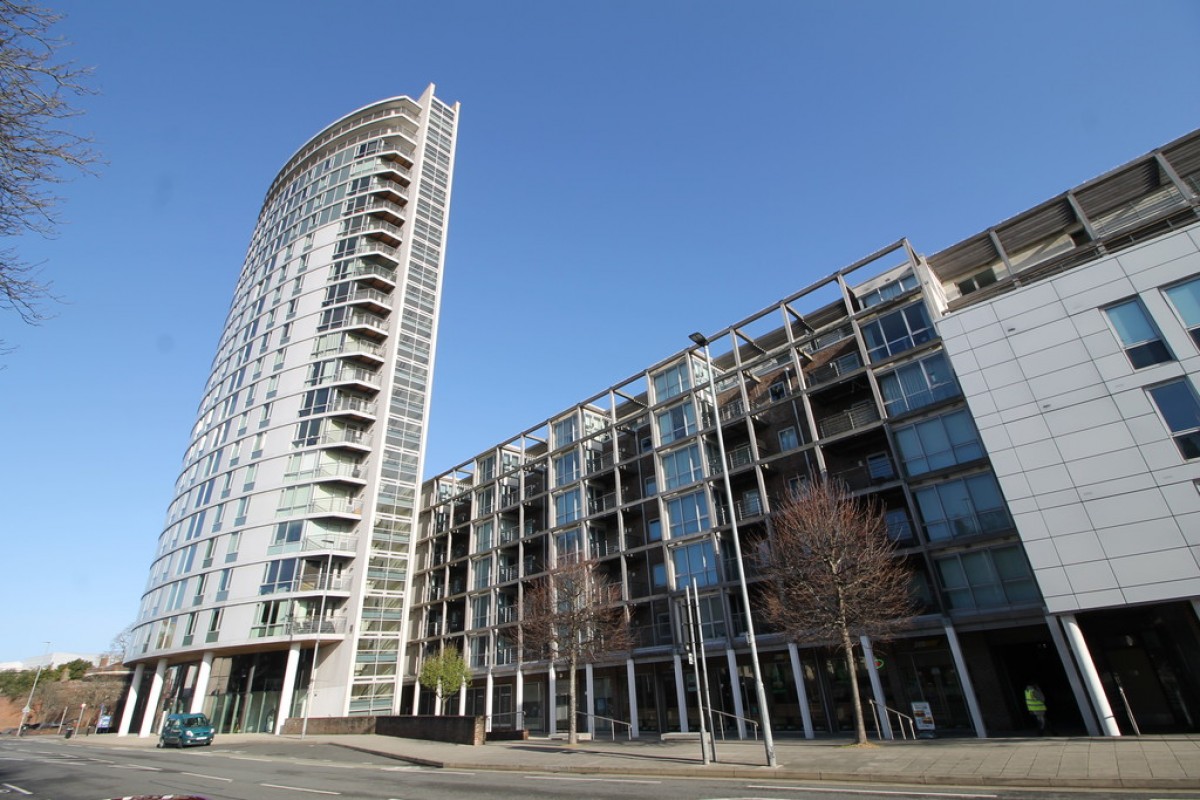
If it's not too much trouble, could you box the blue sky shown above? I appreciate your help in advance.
[1,0,1196,661]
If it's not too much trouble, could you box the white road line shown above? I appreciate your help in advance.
[110,763,163,771]
[2,784,32,795]
[525,775,662,784]
[745,786,997,799]
[181,771,233,782]
[261,784,341,795]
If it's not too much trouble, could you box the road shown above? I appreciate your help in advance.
[1,737,1198,800]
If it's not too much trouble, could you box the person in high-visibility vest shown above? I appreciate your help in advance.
[1025,684,1047,734]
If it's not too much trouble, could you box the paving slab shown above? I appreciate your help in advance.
[44,730,1200,790]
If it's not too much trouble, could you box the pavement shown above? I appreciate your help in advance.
[43,729,1200,791]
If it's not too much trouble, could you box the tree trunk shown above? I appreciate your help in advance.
[567,653,578,745]
[841,628,868,745]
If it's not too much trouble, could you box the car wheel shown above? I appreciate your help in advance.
[156,742,162,748]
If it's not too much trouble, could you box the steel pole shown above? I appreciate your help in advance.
[691,334,777,767]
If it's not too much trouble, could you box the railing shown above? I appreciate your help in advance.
[868,699,916,740]
[328,394,377,417]
[313,335,386,360]
[576,711,633,741]
[303,497,363,516]
[709,708,760,741]
[319,308,389,334]
[293,574,352,592]
[290,617,347,635]
[316,428,369,447]
[331,258,397,285]
[496,605,518,623]
[817,402,881,438]
[487,710,525,731]
[366,176,408,198]
[806,351,863,387]
[340,286,393,309]
[494,646,517,665]
[497,566,519,583]
[588,492,617,515]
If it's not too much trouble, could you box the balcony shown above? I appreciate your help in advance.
[354,239,400,266]
[716,497,765,525]
[289,617,347,636]
[314,427,371,452]
[587,492,617,515]
[302,534,358,554]
[497,565,519,583]
[494,646,517,666]
[326,365,382,393]
[361,197,407,224]
[817,402,881,439]
[496,606,518,624]
[340,285,393,315]
[331,258,397,290]
[710,444,755,474]
[316,335,385,366]
[319,308,389,340]
[366,175,409,203]
[326,392,377,422]
[806,351,863,388]
[302,496,363,519]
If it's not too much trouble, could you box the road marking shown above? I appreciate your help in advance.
[181,771,233,782]
[261,784,341,795]
[745,787,997,799]
[110,763,163,771]
[525,775,662,785]
[2,785,32,795]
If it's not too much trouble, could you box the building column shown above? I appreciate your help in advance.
[673,653,688,733]
[433,692,442,716]
[548,666,557,736]
[626,658,639,738]
[943,622,986,739]
[138,658,168,738]
[725,648,747,738]
[484,670,494,731]
[860,636,892,739]
[787,643,814,739]
[189,652,214,715]
[584,663,595,735]
[457,681,468,716]
[1045,614,1100,736]
[515,668,525,729]
[411,678,421,715]
[275,644,301,735]
[117,663,145,736]
[1061,613,1121,736]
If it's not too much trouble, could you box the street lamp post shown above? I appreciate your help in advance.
[17,642,51,738]
[689,332,777,768]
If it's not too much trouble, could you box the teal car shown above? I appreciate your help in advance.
[157,713,214,748]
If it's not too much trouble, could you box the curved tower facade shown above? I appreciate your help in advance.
[119,85,459,735]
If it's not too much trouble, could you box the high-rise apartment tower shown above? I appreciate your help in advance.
[118,86,459,736]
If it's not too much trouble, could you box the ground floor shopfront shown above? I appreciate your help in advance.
[117,603,1200,738]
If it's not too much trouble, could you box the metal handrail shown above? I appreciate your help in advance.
[708,708,760,741]
[486,710,525,731]
[868,698,917,740]
[575,711,633,741]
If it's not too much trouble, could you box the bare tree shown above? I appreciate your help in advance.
[417,644,472,715]
[757,480,916,745]
[521,555,631,744]
[0,0,96,326]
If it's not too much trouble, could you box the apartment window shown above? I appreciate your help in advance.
[475,487,494,515]
[475,520,493,552]
[225,531,242,561]
[215,568,232,601]
[206,608,223,642]
[556,527,582,559]
[672,539,718,588]
[859,271,918,309]
[667,490,709,539]
[656,401,697,445]
[260,558,298,595]
[894,410,984,476]
[242,464,257,492]
[647,518,662,542]
[1105,299,1172,368]
[935,545,1038,610]
[1165,276,1200,348]
[251,433,265,459]
[472,595,490,629]
[778,427,799,451]
[661,444,704,491]
[955,268,997,298]
[914,472,1011,542]
[273,520,304,546]
[554,488,581,525]
[1147,379,1200,459]
[477,454,496,481]
[877,352,958,416]
[233,497,249,527]
[553,450,580,487]
[471,556,492,590]
[553,415,578,448]
[861,302,934,362]
[884,508,913,542]
[652,362,691,402]
[695,594,727,639]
